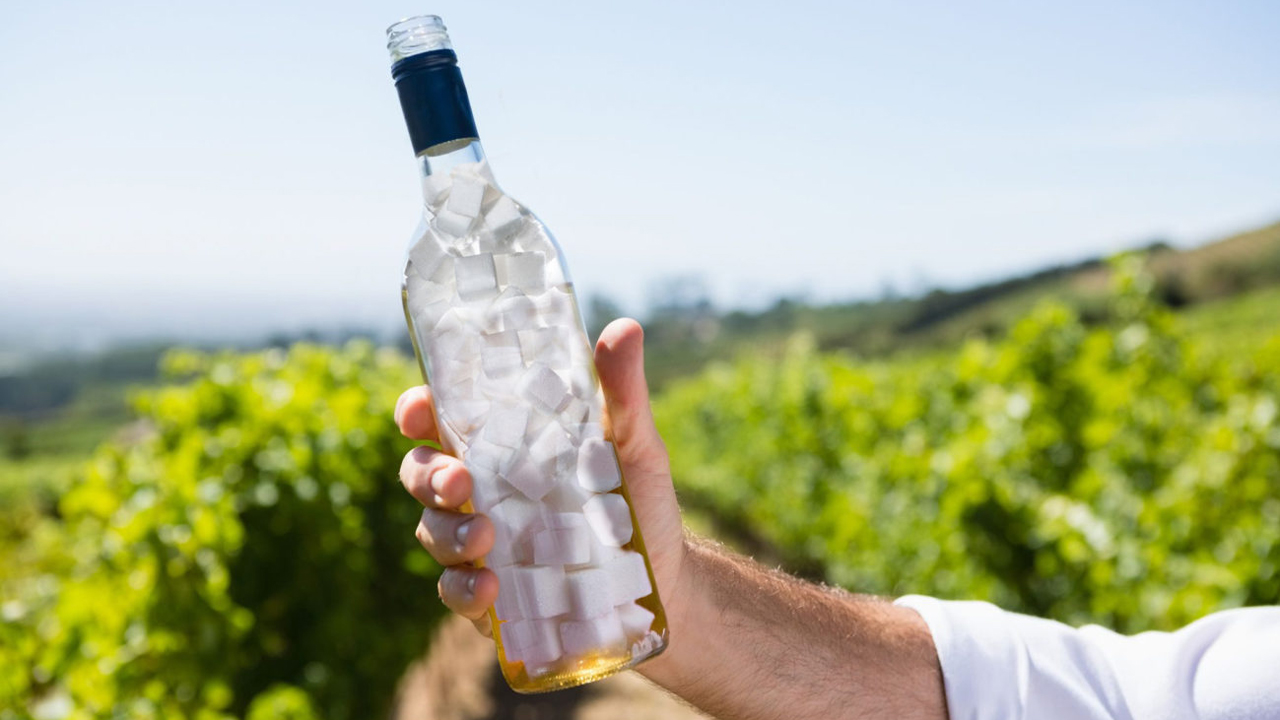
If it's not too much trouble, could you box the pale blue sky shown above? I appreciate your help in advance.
[2,0,1278,347]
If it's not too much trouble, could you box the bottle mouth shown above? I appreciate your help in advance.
[386,15,452,62]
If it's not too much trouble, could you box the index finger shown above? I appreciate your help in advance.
[395,385,440,442]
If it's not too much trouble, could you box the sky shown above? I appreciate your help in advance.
[1,0,1278,350]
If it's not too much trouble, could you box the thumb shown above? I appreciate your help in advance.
[593,318,670,479]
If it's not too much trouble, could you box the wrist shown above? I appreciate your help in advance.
[639,532,702,685]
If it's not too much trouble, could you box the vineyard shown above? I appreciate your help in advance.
[2,260,1279,718]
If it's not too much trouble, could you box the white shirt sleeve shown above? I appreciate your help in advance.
[896,595,1280,720]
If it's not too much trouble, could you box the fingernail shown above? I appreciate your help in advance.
[465,572,477,596]
[453,518,474,554]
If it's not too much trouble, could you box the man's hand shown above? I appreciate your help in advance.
[394,318,687,638]
[394,317,948,720]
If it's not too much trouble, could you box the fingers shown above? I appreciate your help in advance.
[437,566,499,620]
[594,318,670,474]
[395,385,439,441]
[414,508,494,565]
[400,445,472,509]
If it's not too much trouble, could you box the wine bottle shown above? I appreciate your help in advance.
[385,15,669,693]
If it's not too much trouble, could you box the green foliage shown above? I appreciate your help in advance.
[1,343,440,719]
[655,258,1280,632]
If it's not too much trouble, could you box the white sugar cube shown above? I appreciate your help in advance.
[406,270,451,305]
[557,396,590,431]
[453,159,496,185]
[408,293,451,327]
[455,254,499,302]
[535,288,576,326]
[439,398,488,437]
[510,565,570,619]
[434,208,474,238]
[559,612,626,657]
[468,467,514,513]
[409,231,452,281]
[493,567,522,622]
[528,423,576,477]
[502,450,555,502]
[486,495,542,567]
[583,494,632,547]
[616,602,656,638]
[482,406,529,449]
[519,327,572,369]
[566,363,598,400]
[482,328,520,347]
[483,195,525,240]
[446,174,487,218]
[605,550,652,605]
[545,481,595,516]
[481,345,524,379]
[421,173,452,207]
[467,438,516,478]
[517,363,570,415]
[532,523,592,567]
[564,567,614,620]
[571,422,606,446]
[498,294,540,332]
[577,439,622,493]
[500,252,547,293]
[503,618,562,666]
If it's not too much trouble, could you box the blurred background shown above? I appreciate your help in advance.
[2,1,1279,718]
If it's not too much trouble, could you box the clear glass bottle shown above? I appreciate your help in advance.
[385,15,668,693]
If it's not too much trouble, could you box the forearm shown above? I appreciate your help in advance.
[641,536,948,720]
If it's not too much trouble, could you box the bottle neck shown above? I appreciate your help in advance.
[418,139,497,187]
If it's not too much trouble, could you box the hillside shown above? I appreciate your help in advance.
[637,219,1280,389]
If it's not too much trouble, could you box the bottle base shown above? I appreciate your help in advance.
[501,631,669,694]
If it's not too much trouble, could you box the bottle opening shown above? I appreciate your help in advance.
[386,15,452,62]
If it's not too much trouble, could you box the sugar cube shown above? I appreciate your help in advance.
[468,468,513,513]
[577,439,622,493]
[510,565,570,619]
[467,438,516,478]
[409,230,452,279]
[481,345,524,379]
[455,254,499,302]
[500,252,548,293]
[605,550,653,605]
[439,398,488,438]
[502,450,555,502]
[535,288,576,327]
[557,396,591,431]
[559,612,626,657]
[519,327,572,369]
[563,567,614,620]
[483,195,525,241]
[498,294,540,333]
[545,481,595,516]
[481,406,530,449]
[532,523,592,566]
[421,173,452,207]
[493,566,522,622]
[528,423,577,478]
[503,618,562,666]
[571,422,606,446]
[434,208,474,238]
[446,173,487,218]
[616,602,656,638]
[583,494,632,547]
[486,495,542,567]
[517,363,570,415]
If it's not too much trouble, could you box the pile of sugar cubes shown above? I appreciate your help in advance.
[404,161,660,675]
